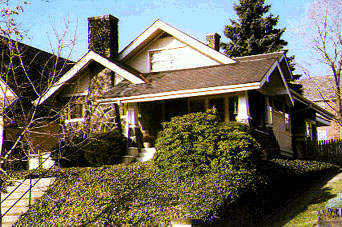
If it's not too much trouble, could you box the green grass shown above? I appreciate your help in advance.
[278,172,342,227]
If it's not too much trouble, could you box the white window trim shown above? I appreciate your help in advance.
[64,118,85,125]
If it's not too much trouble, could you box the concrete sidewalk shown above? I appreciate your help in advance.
[257,170,342,227]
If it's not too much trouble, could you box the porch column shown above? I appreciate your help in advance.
[236,91,252,125]
[126,103,142,145]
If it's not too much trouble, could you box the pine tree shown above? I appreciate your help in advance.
[222,0,287,56]
[221,0,302,93]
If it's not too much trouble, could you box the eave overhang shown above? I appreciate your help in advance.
[291,90,335,121]
[100,82,261,104]
[118,19,235,65]
[34,51,145,106]
[260,53,294,106]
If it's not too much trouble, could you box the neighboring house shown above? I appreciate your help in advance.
[0,37,73,169]
[37,14,334,159]
[297,76,340,141]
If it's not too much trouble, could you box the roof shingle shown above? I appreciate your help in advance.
[106,52,283,98]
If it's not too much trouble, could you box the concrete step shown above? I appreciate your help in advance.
[1,177,55,227]
[137,148,156,162]
[2,190,45,201]
[122,155,136,164]
[127,147,139,157]
[6,178,54,193]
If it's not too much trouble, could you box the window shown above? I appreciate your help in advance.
[149,48,183,72]
[229,96,238,121]
[209,97,225,121]
[189,99,205,113]
[70,103,84,119]
[285,113,290,131]
[306,121,312,139]
[64,98,85,123]
[318,130,327,141]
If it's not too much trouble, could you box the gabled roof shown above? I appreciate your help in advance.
[296,76,335,101]
[104,52,294,104]
[35,51,146,105]
[118,19,235,64]
[291,89,335,120]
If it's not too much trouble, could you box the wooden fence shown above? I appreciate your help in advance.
[298,139,342,166]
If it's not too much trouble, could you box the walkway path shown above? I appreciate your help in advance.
[258,170,342,227]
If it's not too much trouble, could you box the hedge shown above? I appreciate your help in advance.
[12,159,339,226]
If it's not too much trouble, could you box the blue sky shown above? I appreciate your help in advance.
[11,0,321,75]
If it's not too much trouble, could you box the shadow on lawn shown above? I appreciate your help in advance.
[257,170,340,227]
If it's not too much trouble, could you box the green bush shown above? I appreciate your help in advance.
[83,130,127,167]
[153,109,262,174]
[55,129,127,167]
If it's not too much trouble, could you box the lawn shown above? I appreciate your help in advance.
[263,171,342,227]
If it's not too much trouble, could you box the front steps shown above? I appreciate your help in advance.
[136,148,156,162]
[1,177,55,227]
[122,147,156,164]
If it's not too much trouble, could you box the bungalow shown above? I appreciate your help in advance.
[36,14,334,161]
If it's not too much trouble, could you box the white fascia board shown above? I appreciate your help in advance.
[276,61,294,106]
[35,51,145,106]
[316,115,331,126]
[292,91,335,120]
[90,52,145,84]
[118,20,235,64]
[279,53,293,80]
[101,82,260,104]
[260,60,294,106]
[0,77,17,99]
[35,51,94,105]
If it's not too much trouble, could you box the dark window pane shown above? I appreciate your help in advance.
[189,99,205,113]
[209,97,225,121]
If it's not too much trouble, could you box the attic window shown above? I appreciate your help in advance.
[149,48,183,72]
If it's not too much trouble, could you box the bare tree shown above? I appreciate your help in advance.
[0,0,77,173]
[298,0,342,123]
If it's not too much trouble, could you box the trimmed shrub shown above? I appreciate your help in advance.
[83,130,127,167]
[153,109,262,174]
[55,129,127,167]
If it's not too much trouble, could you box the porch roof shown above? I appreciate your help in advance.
[105,52,285,102]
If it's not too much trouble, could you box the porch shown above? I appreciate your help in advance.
[121,91,251,150]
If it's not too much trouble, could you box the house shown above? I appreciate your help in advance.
[0,37,73,170]
[36,14,334,160]
[297,76,340,141]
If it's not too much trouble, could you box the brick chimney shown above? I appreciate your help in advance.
[88,15,119,59]
[206,33,221,51]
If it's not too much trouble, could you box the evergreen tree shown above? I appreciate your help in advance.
[222,0,287,56]
[221,0,302,93]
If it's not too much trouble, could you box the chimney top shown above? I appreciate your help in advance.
[88,14,119,59]
[206,33,221,51]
